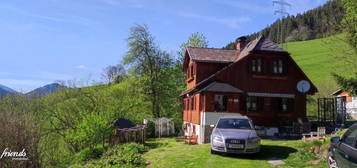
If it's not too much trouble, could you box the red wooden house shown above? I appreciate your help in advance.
[180,36,317,144]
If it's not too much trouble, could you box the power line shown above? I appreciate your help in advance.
[273,0,291,48]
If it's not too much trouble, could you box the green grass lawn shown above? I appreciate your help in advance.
[143,138,329,168]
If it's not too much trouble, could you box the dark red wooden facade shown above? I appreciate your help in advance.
[181,37,317,127]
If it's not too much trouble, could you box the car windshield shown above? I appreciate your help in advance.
[216,118,252,129]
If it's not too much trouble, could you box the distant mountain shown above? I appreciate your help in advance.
[26,83,66,98]
[0,84,18,98]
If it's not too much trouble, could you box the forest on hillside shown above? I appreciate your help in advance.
[225,0,345,49]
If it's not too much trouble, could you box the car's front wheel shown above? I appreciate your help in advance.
[211,149,218,155]
[328,152,338,168]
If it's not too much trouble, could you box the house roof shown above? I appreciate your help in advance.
[255,37,285,52]
[179,81,243,97]
[181,36,317,96]
[186,36,287,64]
[331,89,343,96]
[331,89,352,96]
[199,81,243,93]
[186,47,237,63]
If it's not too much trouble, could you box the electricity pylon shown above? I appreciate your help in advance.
[273,0,291,48]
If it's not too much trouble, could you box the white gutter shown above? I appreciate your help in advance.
[247,92,295,98]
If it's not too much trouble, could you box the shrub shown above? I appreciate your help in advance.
[78,146,104,161]
[73,143,147,168]
[97,143,147,167]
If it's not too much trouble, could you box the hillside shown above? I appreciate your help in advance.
[225,0,344,49]
[0,84,17,98]
[286,34,356,97]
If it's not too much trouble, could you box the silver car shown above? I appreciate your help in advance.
[210,116,261,154]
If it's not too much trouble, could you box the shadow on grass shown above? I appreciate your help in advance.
[144,139,169,150]
[221,145,297,160]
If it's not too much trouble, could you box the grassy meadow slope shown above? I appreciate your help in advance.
[286,34,357,97]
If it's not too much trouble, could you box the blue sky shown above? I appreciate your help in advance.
[0,0,329,92]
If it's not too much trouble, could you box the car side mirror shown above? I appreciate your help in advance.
[331,137,341,143]
[210,125,215,128]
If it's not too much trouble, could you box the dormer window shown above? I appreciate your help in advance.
[252,58,262,73]
[187,64,195,79]
[273,59,284,74]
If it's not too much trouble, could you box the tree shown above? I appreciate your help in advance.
[332,0,357,95]
[0,95,42,168]
[333,73,357,96]
[178,32,209,64]
[123,24,173,118]
[101,64,126,84]
[342,0,357,50]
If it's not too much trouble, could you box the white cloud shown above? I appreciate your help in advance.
[75,65,88,70]
[0,4,96,27]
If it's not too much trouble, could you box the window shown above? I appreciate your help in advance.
[252,58,262,73]
[216,118,252,129]
[192,97,196,110]
[273,59,284,74]
[246,96,263,112]
[341,128,357,146]
[277,98,294,113]
[186,99,189,110]
[187,64,195,79]
[214,95,228,112]
[190,97,194,110]
[187,66,190,78]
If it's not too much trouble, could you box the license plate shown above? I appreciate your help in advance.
[228,144,244,149]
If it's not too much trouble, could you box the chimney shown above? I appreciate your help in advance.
[236,36,247,51]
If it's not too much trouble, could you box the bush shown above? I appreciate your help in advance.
[78,146,104,161]
[97,143,147,167]
[72,143,147,168]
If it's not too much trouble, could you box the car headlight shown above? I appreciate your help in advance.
[213,136,223,143]
[247,137,260,144]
